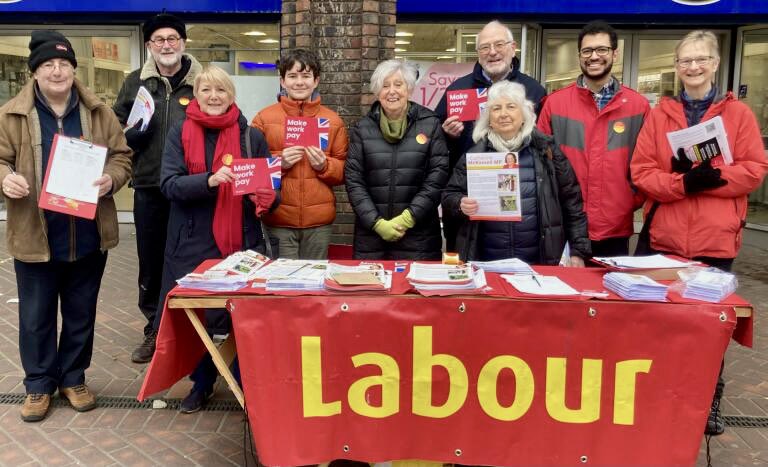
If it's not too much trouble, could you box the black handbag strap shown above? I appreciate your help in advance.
[640,202,660,238]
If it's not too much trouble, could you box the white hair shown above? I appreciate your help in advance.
[369,59,418,95]
[472,81,536,146]
[476,20,515,49]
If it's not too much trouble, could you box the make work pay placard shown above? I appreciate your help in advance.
[284,116,330,150]
[446,87,487,121]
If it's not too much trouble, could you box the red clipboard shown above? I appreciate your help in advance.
[37,134,104,219]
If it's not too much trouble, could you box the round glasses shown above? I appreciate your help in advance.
[675,56,714,69]
[477,41,512,55]
[579,47,613,58]
[149,36,181,47]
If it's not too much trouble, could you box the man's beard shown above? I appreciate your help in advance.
[581,60,613,82]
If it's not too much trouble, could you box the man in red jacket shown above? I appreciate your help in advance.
[538,21,650,257]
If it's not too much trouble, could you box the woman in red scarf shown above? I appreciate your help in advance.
[155,65,278,413]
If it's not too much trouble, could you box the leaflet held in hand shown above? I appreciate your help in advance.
[230,157,283,195]
[666,116,733,166]
[125,86,154,131]
[446,88,488,121]
[466,152,522,221]
[284,116,329,150]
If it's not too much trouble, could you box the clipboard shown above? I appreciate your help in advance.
[590,254,705,281]
[37,134,107,220]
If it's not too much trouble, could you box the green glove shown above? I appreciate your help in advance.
[390,209,415,230]
[373,219,404,242]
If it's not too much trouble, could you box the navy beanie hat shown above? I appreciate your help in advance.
[28,30,77,72]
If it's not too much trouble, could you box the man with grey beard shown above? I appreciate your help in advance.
[113,13,202,363]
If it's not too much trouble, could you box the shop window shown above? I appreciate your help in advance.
[399,23,524,110]
[739,28,768,221]
[185,23,280,123]
[0,33,133,107]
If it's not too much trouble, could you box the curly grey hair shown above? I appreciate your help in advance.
[369,59,418,95]
[472,81,535,148]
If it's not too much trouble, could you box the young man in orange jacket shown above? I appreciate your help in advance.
[252,49,348,259]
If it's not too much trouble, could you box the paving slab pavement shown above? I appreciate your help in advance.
[0,222,765,466]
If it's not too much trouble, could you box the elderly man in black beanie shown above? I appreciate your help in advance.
[113,13,202,364]
[0,30,132,422]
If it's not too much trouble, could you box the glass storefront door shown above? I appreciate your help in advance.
[737,27,768,226]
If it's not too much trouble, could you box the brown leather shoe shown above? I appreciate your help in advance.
[21,393,51,422]
[60,384,97,412]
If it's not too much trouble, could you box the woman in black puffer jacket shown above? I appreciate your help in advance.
[345,60,449,259]
[442,81,591,265]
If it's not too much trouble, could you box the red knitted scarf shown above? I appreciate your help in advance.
[182,99,243,256]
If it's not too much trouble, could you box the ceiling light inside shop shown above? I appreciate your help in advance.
[394,48,407,52]
[396,31,414,37]
[258,38,279,44]
[243,31,266,36]
[395,40,410,45]
[437,56,454,60]
[445,47,456,52]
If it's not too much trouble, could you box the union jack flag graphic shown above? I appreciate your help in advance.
[267,157,282,189]
[476,87,487,99]
[319,132,329,151]
[318,117,330,129]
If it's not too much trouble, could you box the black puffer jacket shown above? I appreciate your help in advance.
[442,129,591,264]
[113,54,202,188]
[345,102,449,259]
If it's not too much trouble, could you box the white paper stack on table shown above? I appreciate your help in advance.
[471,258,534,274]
[177,270,248,292]
[324,263,392,293]
[603,272,668,302]
[501,274,580,295]
[252,259,328,291]
[406,263,487,293]
[678,269,737,303]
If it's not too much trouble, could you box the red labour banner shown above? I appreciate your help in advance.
[229,296,735,466]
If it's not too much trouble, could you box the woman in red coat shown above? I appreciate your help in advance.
[631,30,767,436]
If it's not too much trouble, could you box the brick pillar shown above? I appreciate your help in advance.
[281,0,396,246]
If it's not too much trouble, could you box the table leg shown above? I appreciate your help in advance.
[184,308,245,409]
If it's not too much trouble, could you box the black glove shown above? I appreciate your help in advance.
[124,118,153,151]
[671,148,693,174]
[683,159,728,194]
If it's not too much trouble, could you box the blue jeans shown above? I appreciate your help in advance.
[15,250,107,394]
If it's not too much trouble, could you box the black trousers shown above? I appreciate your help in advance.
[15,251,107,394]
[134,187,170,337]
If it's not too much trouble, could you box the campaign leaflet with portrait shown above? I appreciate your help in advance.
[466,152,522,221]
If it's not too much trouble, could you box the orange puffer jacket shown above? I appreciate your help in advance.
[631,93,768,259]
[252,96,348,228]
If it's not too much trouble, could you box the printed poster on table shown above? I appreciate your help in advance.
[446,87,488,121]
[466,152,522,221]
[284,117,329,150]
